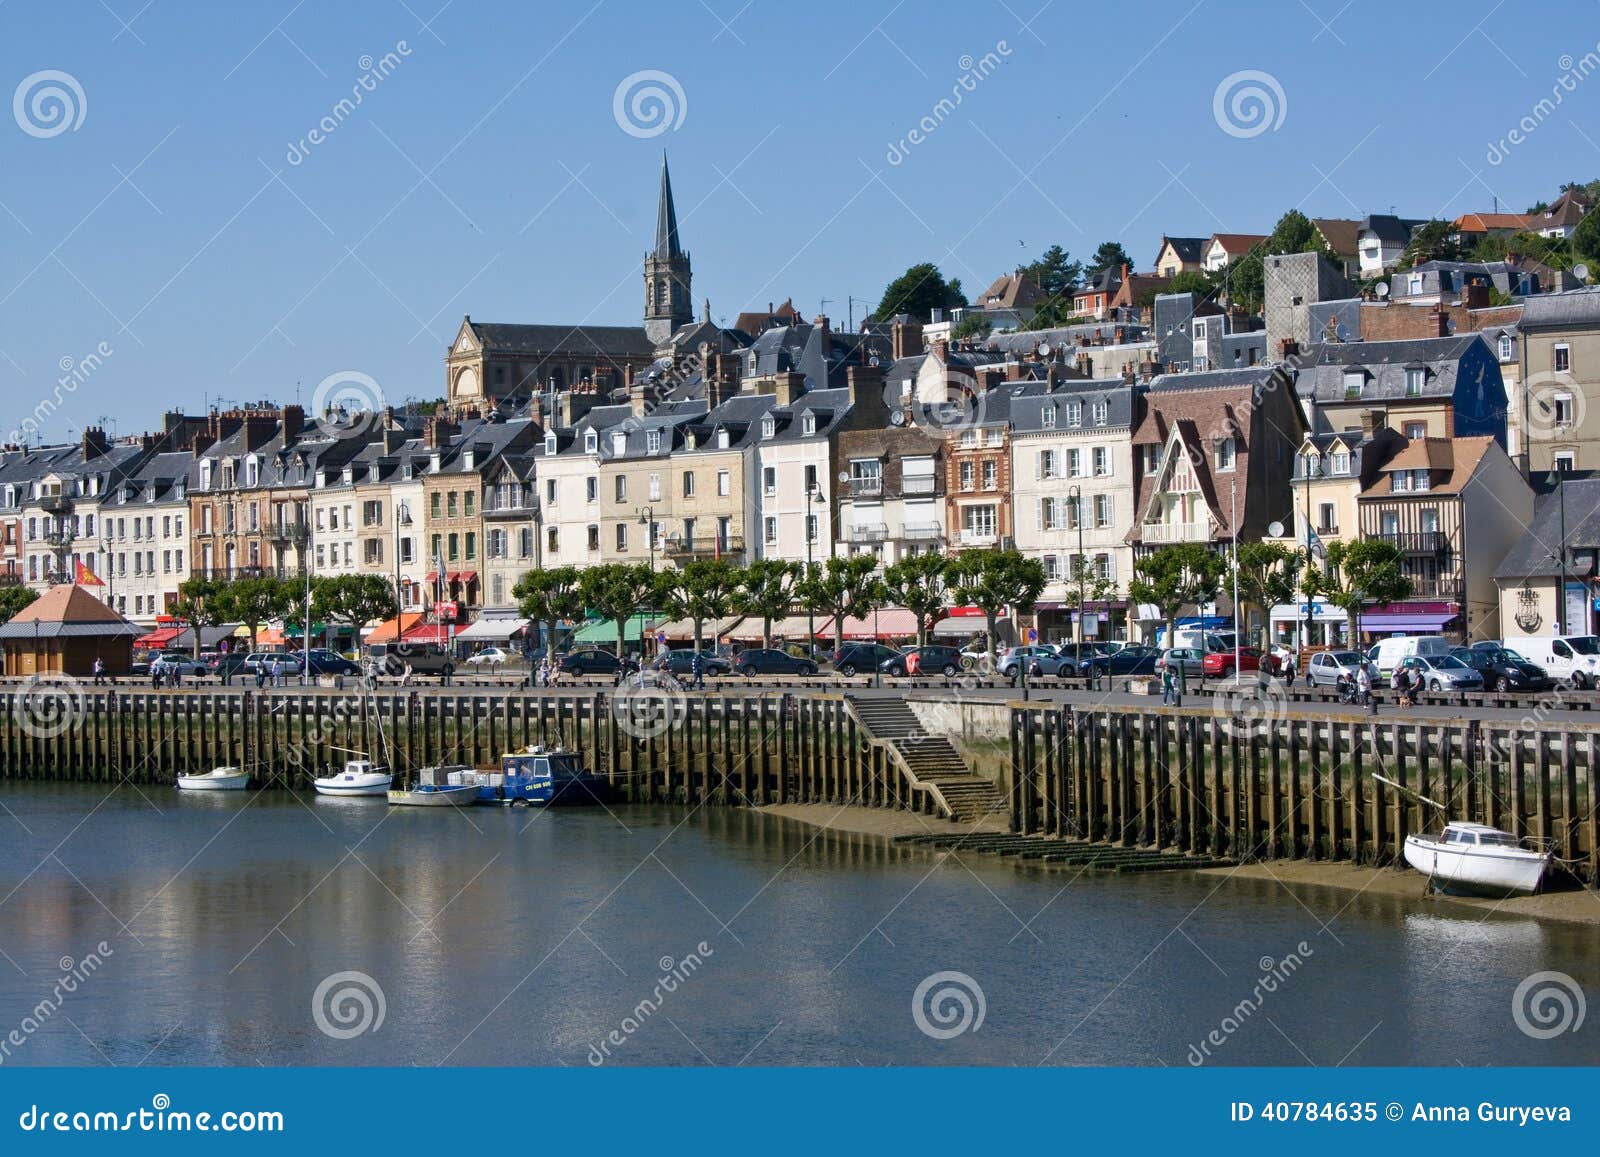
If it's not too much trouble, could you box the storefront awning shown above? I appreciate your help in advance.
[1271,598,1335,621]
[134,626,180,648]
[1359,612,1460,634]
[455,615,530,642]
[400,622,451,644]
[815,608,920,641]
[654,615,744,643]
[933,613,1011,640]
[571,613,656,645]
[367,613,425,645]
[768,614,820,640]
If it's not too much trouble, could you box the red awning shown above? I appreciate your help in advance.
[425,571,439,582]
[457,571,477,583]
[813,608,920,641]
[446,571,461,583]
[134,626,180,648]
[400,622,450,644]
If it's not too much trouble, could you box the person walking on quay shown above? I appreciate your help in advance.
[1283,650,1296,688]
[254,662,266,690]
[1161,663,1178,706]
[1357,662,1375,714]
[691,648,706,691]
[92,656,105,686]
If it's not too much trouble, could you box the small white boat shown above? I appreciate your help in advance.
[387,783,479,807]
[313,759,393,797]
[1403,822,1552,897]
[176,766,250,792]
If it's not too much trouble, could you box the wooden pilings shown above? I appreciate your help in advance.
[1009,704,1600,881]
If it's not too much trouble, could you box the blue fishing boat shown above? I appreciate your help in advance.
[479,744,607,806]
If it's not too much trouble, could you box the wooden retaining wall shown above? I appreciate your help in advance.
[1009,704,1600,882]
[0,688,905,810]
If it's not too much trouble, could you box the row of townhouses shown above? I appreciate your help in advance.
[4,162,1599,645]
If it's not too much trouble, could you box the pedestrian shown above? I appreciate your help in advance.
[1283,650,1296,688]
[92,657,105,686]
[1357,662,1375,714]
[254,663,266,689]
[150,664,161,689]
[1161,664,1177,706]
[691,648,705,690]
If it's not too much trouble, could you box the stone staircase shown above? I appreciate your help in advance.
[892,832,1233,872]
[846,695,1005,823]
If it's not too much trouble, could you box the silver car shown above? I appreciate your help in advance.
[1306,650,1370,687]
[996,645,1058,678]
[1403,654,1484,692]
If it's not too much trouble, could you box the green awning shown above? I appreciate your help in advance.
[569,613,655,645]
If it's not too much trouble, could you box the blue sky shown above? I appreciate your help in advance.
[1,0,1597,439]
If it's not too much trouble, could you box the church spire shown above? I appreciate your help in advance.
[654,150,683,262]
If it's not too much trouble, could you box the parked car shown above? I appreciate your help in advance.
[1450,645,1552,693]
[1370,635,1455,678]
[1034,644,1158,679]
[880,645,965,677]
[209,652,251,681]
[1399,654,1483,692]
[731,648,818,676]
[365,642,456,678]
[1203,647,1280,680]
[150,651,209,678]
[652,649,732,678]
[1028,643,1110,678]
[1500,635,1600,689]
[243,651,303,676]
[996,645,1058,678]
[1092,645,1161,677]
[305,649,361,676]
[466,646,512,667]
[1156,647,1207,678]
[1305,650,1371,688]
[829,643,901,677]
[558,648,637,676]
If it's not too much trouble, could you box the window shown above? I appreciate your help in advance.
[648,472,661,501]
[1094,494,1112,527]
[587,525,600,552]
[1043,554,1060,581]
[1042,405,1057,429]
[1404,368,1424,396]
[616,523,628,552]
[1554,343,1571,373]
[1419,509,1439,533]
[985,428,1003,447]
[764,516,777,545]
[1140,445,1160,475]
[1068,448,1083,478]
[959,461,975,490]
[962,505,997,540]
[1413,469,1431,492]
[448,532,459,561]
[1066,401,1082,427]
[615,431,630,455]
[1091,401,1108,426]
[1404,421,1426,440]
[763,466,776,495]
[1331,451,1350,475]
[1318,502,1336,532]
[430,492,441,518]
[1380,511,1399,535]
[447,492,458,518]
[802,414,817,436]
[717,470,730,496]
[761,416,775,439]
[1215,438,1236,471]
[959,429,978,449]
[981,461,997,489]
[804,464,818,492]
[1498,334,1513,361]
[584,430,598,453]
[1039,497,1062,531]
[1092,447,1110,477]
[646,429,662,453]
[1393,470,1411,492]
[1039,449,1059,479]
[1343,370,1364,398]
[682,471,695,497]
[1555,451,1576,472]
[545,433,558,455]
[547,527,559,555]
[1554,391,1575,426]
[615,475,627,502]
[464,492,474,517]
[546,479,558,504]
[585,477,597,503]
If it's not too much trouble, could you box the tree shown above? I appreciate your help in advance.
[1573,206,1600,267]
[1060,556,1119,641]
[1264,209,1327,257]
[0,586,38,626]
[1020,297,1088,331]
[213,575,292,652]
[313,574,397,640]
[1233,541,1300,647]
[514,566,585,656]
[1085,240,1132,279]
[951,313,993,341]
[1469,229,1571,269]
[734,559,799,649]
[871,262,967,323]
[1303,539,1413,647]
[579,563,657,659]
[1017,244,1081,301]
[1399,219,1462,268]
[1220,209,1333,313]
[1128,544,1227,655]
[1165,269,1215,299]
[172,577,226,658]
[881,552,950,647]
[656,558,743,654]
[945,549,1046,665]
[796,555,883,651]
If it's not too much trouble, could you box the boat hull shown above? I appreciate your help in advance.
[176,769,250,792]
[388,786,479,807]
[1402,835,1549,897]
[314,772,392,797]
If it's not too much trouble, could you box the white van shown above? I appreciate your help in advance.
[1160,628,1237,654]
[1370,635,1454,677]
[1501,635,1600,688]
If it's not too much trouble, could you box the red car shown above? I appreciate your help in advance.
[1203,646,1280,679]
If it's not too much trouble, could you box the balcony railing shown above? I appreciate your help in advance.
[665,535,745,559]
[901,522,945,542]
[846,523,889,543]
[1402,576,1463,600]
[1373,530,1449,554]
[1140,520,1212,544]
[959,529,998,546]
[845,476,882,497]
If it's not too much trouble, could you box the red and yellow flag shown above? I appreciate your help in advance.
[74,560,104,586]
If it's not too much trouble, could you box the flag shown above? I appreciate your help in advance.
[74,560,104,586]
[1300,520,1326,562]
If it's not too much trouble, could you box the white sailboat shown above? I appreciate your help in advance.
[314,757,392,797]
[1403,823,1552,897]
[176,766,250,792]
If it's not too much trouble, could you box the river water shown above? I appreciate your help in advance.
[0,783,1593,1067]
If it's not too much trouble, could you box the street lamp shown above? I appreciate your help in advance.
[1068,483,1091,691]
[804,483,821,652]
[393,499,411,617]
[637,505,656,573]
[1548,468,1569,634]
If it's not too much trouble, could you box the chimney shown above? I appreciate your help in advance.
[845,361,884,407]
[192,433,215,459]
[1361,409,1385,440]
[1278,338,1300,362]
[382,428,406,455]
[1462,282,1490,310]
[1430,303,1448,337]
[1005,361,1026,382]
[280,404,304,446]
[815,314,830,341]
[423,416,458,449]
[241,414,275,452]
[890,319,923,360]
[628,378,651,417]
[704,354,741,408]
[80,427,110,460]
[1119,262,1129,284]
[1140,358,1157,383]
[772,370,806,407]
[932,337,950,363]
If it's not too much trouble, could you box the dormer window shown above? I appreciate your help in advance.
[716,428,730,449]
[612,431,627,455]
[802,414,816,436]
[430,452,442,473]
[545,433,558,455]
[1042,405,1056,429]
[761,416,775,439]
[1404,368,1425,396]
[342,466,354,485]
[1331,451,1350,475]
[1092,401,1108,426]
[199,461,213,490]
[402,461,414,480]
[245,457,259,487]
[584,430,598,454]
[1066,401,1082,427]
[647,429,663,453]
[1342,370,1365,398]
[463,450,476,470]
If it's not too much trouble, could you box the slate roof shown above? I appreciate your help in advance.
[1497,475,1600,579]
[1294,334,1486,402]
[977,272,1043,311]
[1010,379,1138,434]
[1519,287,1600,329]
[1312,218,1363,256]
[1156,236,1207,265]
[468,320,656,358]
[1360,214,1424,245]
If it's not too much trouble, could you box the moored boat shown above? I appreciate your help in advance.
[1402,822,1552,897]
[481,743,607,806]
[387,783,480,807]
[176,766,250,792]
[314,759,392,797]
